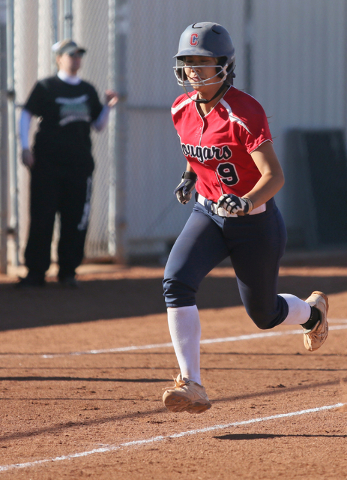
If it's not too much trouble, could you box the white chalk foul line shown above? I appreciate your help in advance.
[41,320,347,358]
[0,402,344,473]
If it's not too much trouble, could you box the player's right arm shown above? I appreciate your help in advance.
[174,161,197,205]
[171,95,199,204]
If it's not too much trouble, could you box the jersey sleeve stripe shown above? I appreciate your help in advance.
[171,93,198,114]
[220,98,252,135]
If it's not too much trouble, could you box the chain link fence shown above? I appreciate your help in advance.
[3,0,346,271]
[10,0,114,265]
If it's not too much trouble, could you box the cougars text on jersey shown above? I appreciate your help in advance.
[181,143,232,163]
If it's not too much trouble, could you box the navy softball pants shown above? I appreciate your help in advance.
[163,198,289,330]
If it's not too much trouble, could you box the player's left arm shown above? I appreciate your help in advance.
[244,140,285,209]
[217,141,284,215]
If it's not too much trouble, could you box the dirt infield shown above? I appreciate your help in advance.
[0,249,346,479]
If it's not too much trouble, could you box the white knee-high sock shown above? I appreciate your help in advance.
[167,306,201,384]
[279,294,311,325]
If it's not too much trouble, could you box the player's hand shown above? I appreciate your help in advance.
[174,171,197,204]
[217,194,253,215]
[105,90,119,107]
[22,149,35,169]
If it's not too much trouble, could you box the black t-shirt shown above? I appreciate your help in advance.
[25,75,103,174]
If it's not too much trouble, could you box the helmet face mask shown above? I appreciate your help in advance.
[173,22,236,90]
[174,57,229,88]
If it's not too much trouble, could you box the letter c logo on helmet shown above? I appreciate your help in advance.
[190,33,199,46]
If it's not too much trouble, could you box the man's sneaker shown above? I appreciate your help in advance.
[303,291,329,351]
[16,273,46,288]
[58,275,79,288]
[162,374,211,414]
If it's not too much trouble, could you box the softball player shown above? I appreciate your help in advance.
[162,23,328,414]
[18,40,118,288]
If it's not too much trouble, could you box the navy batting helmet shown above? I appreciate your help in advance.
[174,22,236,86]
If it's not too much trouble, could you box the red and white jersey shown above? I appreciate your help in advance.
[171,86,272,202]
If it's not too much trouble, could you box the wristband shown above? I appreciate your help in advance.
[182,171,197,181]
[241,197,254,213]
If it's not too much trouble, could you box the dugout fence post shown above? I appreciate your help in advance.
[51,0,59,72]
[63,0,73,39]
[107,0,127,263]
[6,0,19,267]
[344,0,347,146]
[244,0,253,96]
[0,0,8,273]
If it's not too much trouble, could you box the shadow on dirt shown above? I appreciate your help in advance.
[0,272,346,331]
[214,433,347,440]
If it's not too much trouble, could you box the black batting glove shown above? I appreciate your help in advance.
[217,194,253,215]
[174,171,197,204]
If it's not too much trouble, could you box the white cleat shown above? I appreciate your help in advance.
[303,291,329,351]
[163,374,211,414]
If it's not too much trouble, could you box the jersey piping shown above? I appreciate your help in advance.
[220,98,252,134]
[171,93,198,115]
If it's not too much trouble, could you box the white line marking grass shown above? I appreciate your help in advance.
[0,402,344,473]
[41,320,347,358]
